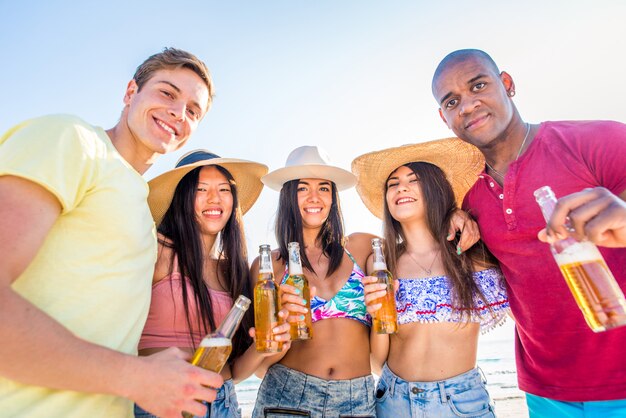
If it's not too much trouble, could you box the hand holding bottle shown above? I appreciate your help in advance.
[363,276,399,314]
[279,283,315,324]
[535,186,626,332]
[537,187,626,248]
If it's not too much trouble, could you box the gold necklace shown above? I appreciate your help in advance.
[406,249,439,276]
[485,122,531,180]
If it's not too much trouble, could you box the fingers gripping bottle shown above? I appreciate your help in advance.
[285,242,313,340]
[182,295,251,418]
[370,238,398,334]
[254,244,284,352]
[534,186,626,332]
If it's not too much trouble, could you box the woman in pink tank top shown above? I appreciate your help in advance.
[136,150,291,418]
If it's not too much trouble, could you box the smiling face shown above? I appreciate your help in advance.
[194,166,234,236]
[432,55,516,151]
[296,178,333,229]
[385,165,426,223]
[123,68,210,157]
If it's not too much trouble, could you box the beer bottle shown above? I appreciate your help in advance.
[285,242,313,340]
[534,186,626,332]
[182,295,251,418]
[370,238,398,334]
[254,244,284,352]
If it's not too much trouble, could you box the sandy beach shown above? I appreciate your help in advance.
[494,395,529,418]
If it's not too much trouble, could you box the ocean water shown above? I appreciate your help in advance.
[235,320,522,415]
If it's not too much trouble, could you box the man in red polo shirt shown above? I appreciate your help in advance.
[431,49,626,417]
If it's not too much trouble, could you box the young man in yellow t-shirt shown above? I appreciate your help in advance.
[0,48,222,418]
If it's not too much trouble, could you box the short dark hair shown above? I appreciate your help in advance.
[133,47,214,109]
[431,49,500,95]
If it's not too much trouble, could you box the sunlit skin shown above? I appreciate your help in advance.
[432,54,535,184]
[252,177,374,380]
[140,166,292,383]
[194,166,233,237]
[107,68,210,173]
[364,165,481,381]
[296,179,333,230]
[385,166,426,225]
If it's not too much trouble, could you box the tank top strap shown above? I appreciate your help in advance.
[344,248,358,265]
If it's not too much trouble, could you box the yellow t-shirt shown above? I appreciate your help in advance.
[0,115,157,418]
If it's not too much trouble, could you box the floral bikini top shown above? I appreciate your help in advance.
[282,250,371,327]
[396,267,509,333]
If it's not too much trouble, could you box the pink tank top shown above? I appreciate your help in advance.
[139,255,233,350]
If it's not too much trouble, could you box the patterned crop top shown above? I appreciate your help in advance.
[282,250,371,327]
[396,267,509,333]
[139,255,233,350]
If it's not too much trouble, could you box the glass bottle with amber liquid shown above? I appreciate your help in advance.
[254,244,283,352]
[182,295,251,418]
[285,242,313,340]
[534,186,626,332]
[370,238,398,334]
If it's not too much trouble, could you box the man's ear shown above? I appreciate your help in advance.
[500,71,516,96]
[123,79,138,105]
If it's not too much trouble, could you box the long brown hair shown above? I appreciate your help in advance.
[158,165,253,359]
[382,162,496,319]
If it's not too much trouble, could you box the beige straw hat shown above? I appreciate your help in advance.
[262,145,356,191]
[351,138,485,219]
[148,149,268,225]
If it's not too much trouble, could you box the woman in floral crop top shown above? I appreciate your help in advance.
[352,139,510,418]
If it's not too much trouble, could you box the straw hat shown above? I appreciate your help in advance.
[351,138,485,219]
[148,150,268,225]
[262,145,356,191]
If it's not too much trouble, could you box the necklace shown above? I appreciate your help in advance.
[485,122,531,180]
[406,249,439,276]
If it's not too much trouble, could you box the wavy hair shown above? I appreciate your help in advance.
[382,162,496,319]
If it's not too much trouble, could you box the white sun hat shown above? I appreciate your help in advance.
[262,145,356,191]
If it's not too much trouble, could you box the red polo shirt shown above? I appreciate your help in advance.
[463,120,626,401]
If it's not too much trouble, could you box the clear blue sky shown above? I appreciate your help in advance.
[2,0,625,255]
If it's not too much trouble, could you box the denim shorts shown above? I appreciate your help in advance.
[134,378,241,418]
[252,363,376,418]
[526,393,626,418]
[375,363,495,418]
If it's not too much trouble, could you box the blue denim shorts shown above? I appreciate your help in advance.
[526,393,626,418]
[134,378,241,418]
[375,363,495,418]
[252,363,376,418]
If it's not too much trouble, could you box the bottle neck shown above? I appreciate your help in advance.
[372,245,387,271]
[259,248,273,277]
[215,297,249,339]
[288,245,304,275]
[535,187,576,234]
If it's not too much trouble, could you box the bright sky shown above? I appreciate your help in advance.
[3,1,625,257]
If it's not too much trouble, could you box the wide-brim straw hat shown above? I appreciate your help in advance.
[262,145,356,191]
[351,138,485,219]
[148,149,268,225]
